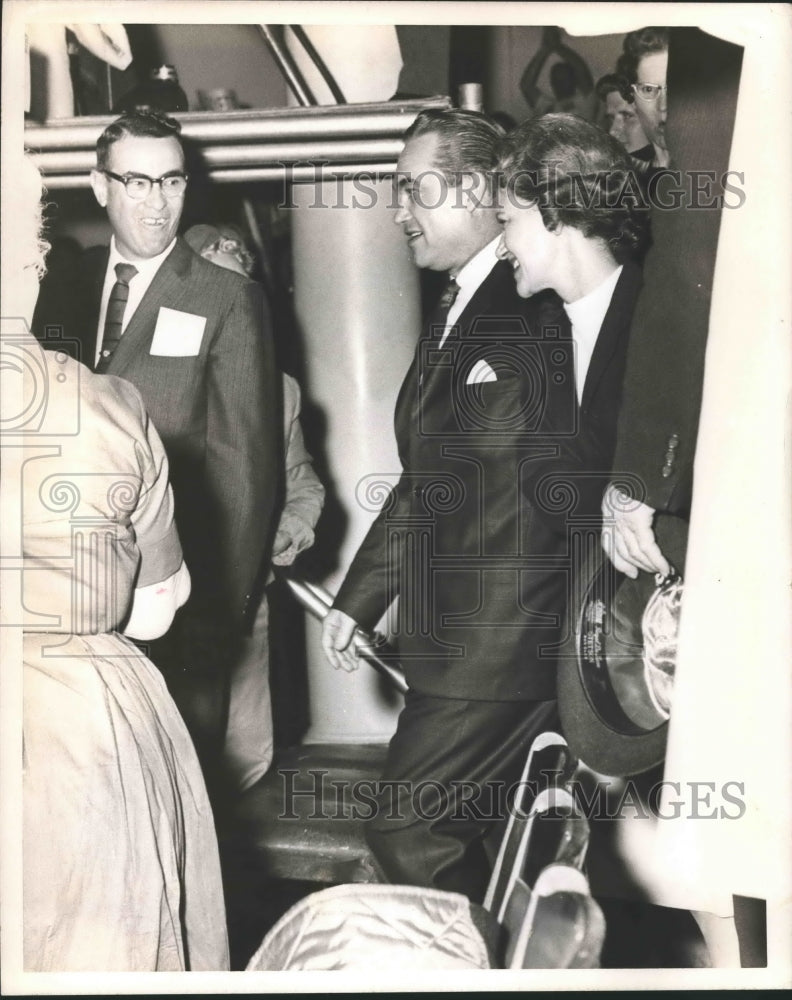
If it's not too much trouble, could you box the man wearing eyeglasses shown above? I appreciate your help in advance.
[35,110,281,794]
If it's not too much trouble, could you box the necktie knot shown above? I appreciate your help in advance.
[115,262,138,285]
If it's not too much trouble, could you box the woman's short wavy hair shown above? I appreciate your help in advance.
[21,153,51,280]
[617,27,669,84]
[497,113,650,263]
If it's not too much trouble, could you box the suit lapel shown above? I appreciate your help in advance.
[419,259,504,390]
[410,273,472,402]
[106,239,193,379]
[453,258,506,337]
[398,259,528,436]
[581,261,642,410]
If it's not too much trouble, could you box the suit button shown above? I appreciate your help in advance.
[661,465,673,478]
[668,434,680,449]
[664,450,675,463]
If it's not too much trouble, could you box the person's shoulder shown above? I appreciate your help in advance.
[84,367,148,425]
[460,261,540,340]
[520,287,567,334]
[57,347,148,430]
[486,258,536,312]
[40,349,151,459]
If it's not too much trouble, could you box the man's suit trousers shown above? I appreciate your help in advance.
[364,689,559,903]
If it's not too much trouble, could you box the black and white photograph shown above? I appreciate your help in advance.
[1,0,790,992]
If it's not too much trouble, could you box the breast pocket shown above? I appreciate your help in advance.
[454,369,544,435]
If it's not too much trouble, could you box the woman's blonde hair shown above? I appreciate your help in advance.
[13,152,52,280]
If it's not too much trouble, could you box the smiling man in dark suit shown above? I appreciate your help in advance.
[34,110,280,787]
[320,108,646,901]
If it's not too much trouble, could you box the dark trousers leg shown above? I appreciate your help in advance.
[143,606,232,803]
[364,689,560,903]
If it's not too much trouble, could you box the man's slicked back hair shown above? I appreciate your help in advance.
[96,110,184,171]
[403,108,506,188]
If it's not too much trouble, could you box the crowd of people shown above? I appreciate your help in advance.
[14,22,754,973]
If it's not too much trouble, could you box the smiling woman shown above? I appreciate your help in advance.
[495,113,649,306]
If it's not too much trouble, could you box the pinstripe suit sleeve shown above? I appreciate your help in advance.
[205,278,281,621]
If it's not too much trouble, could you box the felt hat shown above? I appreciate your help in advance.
[557,513,688,777]
[184,222,245,256]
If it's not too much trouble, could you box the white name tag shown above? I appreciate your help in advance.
[466,358,498,385]
[150,307,206,357]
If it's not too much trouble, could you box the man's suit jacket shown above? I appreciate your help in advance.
[612,28,743,516]
[334,259,642,702]
[34,237,281,627]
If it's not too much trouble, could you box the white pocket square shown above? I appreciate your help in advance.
[466,359,498,385]
[150,307,206,357]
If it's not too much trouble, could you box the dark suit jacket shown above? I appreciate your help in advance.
[612,28,743,516]
[34,237,281,627]
[334,259,642,701]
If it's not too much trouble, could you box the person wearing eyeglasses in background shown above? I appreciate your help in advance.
[617,27,670,169]
[33,110,281,804]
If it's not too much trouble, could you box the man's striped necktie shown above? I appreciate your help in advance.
[96,261,138,372]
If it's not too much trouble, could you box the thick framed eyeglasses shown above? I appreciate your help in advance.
[103,169,188,199]
[631,82,668,103]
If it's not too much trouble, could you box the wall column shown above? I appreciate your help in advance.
[291,177,419,743]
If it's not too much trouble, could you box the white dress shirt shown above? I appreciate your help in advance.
[95,236,177,367]
[563,264,623,404]
[438,236,502,348]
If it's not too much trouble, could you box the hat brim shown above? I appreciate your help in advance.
[183,223,222,256]
[557,514,688,777]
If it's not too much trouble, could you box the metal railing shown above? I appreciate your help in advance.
[283,576,408,695]
[24,97,451,189]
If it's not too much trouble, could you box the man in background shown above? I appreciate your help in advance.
[185,221,325,793]
[33,110,281,793]
[595,73,652,159]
